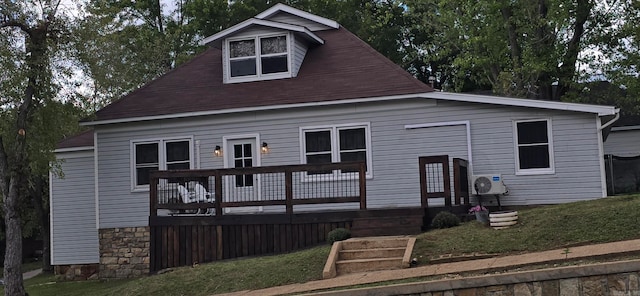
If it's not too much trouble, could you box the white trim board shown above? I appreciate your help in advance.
[201,18,323,46]
[421,92,618,116]
[54,146,94,153]
[82,92,617,127]
[404,121,473,175]
[255,3,339,29]
[94,131,100,229]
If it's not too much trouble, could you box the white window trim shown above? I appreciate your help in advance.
[225,33,292,84]
[299,122,373,181]
[130,136,195,192]
[513,118,555,175]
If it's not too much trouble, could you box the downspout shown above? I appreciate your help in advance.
[599,109,620,131]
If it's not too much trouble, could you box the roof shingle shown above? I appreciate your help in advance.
[87,27,433,123]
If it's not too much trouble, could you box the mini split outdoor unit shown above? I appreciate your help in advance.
[472,174,508,195]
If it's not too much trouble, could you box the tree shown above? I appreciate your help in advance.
[404,0,627,100]
[1,1,70,294]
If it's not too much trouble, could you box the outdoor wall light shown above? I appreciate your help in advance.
[261,142,269,154]
[214,145,222,157]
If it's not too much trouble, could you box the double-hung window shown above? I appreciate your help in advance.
[301,123,372,178]
[132,138,193,190]
[228,34,289,81]
[514,119,554,175]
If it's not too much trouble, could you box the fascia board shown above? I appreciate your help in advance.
[200,19,323,46]
[255,3,339,29]
[80,93,431,126]
[420,92,618,116]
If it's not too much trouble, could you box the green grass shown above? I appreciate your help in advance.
[0,260,45,276]
[22,245,330,296]
[13,195,640,295]
[413,195,640,260]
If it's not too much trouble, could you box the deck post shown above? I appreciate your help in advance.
[359,162,366,210]
[150,173,158,218]
[285,169,293,215]
[418,158,428,208]
[215,172,223,216]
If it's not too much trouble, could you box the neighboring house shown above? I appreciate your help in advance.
[603,115,640,194]
[50,4,619,279]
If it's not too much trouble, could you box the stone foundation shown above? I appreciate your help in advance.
[341,260,640,296]
[99,226,150,279]
[54,264,99,280]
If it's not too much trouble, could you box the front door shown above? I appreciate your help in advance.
[224,137,261,213]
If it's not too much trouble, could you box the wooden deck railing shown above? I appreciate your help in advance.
[149,162,367,217]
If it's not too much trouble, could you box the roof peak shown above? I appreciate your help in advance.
[200,3,338,46]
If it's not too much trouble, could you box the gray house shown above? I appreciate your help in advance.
[50,4,619,279]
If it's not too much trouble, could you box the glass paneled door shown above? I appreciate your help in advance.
[224,138,261,213]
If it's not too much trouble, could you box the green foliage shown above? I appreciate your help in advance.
[430,211,460,229]
[327,228,351,244]
[403,0,636,102]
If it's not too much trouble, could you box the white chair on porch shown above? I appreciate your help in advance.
[177,184,215,215]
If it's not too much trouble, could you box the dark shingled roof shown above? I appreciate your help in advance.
[56,129,94,149]
[86,27,433,123]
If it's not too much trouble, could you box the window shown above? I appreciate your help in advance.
[233,143,254,187]
[228,34,289,81]
[301,123,372,178]
[132,138,192,190]
[514,119,554,174]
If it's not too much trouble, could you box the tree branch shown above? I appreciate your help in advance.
[0,19,32,36]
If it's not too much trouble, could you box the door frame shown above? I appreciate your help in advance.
[222,133,263,213]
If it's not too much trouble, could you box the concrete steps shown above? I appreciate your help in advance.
[323,236,416,279]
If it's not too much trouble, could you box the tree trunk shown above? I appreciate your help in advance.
[0,58,36,296]
[30,175,51,272]
[3,184,25,296]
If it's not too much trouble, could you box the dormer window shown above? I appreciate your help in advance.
[227,34,290,82]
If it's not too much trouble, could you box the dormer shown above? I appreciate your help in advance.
[200,4,339,84]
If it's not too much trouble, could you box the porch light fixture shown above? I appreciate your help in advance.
[214,145,222,157]
[261,142,269,154]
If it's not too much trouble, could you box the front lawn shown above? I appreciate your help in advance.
[12,194,640,295]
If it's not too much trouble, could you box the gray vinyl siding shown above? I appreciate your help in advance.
[292,36,307,77]
[95,98,606,227]
[268,12,333,31]
[604,129,640,157]
[51,151,99,265]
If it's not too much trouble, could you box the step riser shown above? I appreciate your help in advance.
[336,259,403,274]
[351,227,421,237]
[339,248,405,260]
[341,239,409,250]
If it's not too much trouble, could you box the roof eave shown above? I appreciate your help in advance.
[200,19,324,46]
[420,92,619,116]
[81,93,431,127]
[255,3,339,29]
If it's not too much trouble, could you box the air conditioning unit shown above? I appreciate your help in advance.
[472,174,508,195]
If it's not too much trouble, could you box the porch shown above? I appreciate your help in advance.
[148,158,470,272]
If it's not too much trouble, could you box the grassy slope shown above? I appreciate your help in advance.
[23,245,330,296]
[17,195,640,295]
[414,195,640,258]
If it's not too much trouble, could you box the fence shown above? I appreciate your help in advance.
[605,154,640,195]
[149,162,367,217]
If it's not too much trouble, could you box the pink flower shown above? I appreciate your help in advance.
[468,205,488,214]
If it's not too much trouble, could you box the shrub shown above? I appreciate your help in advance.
[431,211,460,229]
[327,228,351,244]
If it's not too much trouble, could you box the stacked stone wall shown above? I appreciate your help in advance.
[339,260,640,296]
[54,264,99,280]
[404,273,640,295]
[99,226,150,279]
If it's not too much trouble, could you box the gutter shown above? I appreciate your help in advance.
[599,109,620,131]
